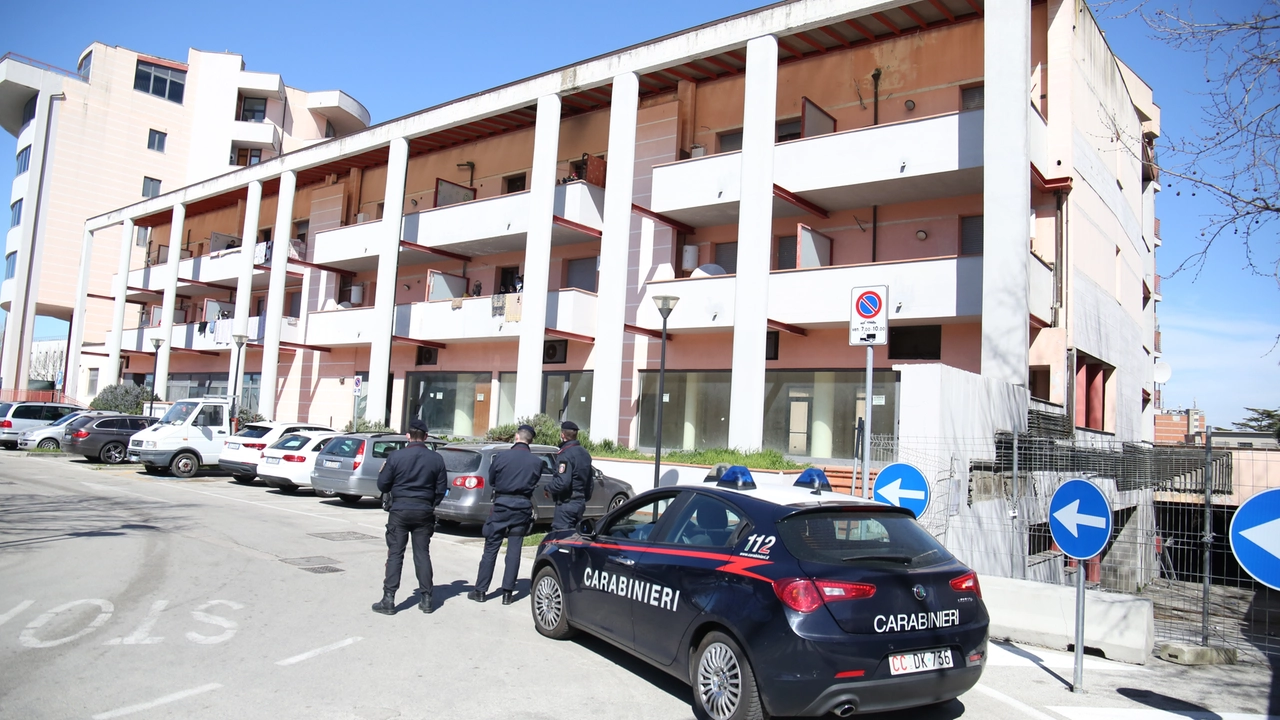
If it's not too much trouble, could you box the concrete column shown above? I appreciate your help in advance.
[63,226,96,399]
[590,73,640,443]
[230,181,262,403]
[682,372,700,451]
[154,203,187,401]
[982,0,1032,385]
[366,137,409,424]
[811,372,836,458]
[260,172,297,420]
[727,35,778,451]
[513,94,562,420]
[106,219,135,384]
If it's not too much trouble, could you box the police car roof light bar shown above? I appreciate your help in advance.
[716,465,757,490]
[793,468,832,494]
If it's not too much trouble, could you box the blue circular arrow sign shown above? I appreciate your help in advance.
[1049,479,1113,560]
[1230,488,1280,592]
[872,462,931,518]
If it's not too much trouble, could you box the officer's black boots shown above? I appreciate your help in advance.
[502,590,515,606]
[371,591,396,615]
[467,589,486,603]
[418,592,434,614]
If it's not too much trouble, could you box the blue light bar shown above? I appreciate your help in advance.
[793,467,832,493]
[716,465,757,490]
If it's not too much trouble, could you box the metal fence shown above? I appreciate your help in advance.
[862,431,1278,664]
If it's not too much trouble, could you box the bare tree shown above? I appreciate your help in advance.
[28,346,64,382]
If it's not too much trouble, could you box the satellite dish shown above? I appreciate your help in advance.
[691,263,727,278]
[1153,361,1172,384]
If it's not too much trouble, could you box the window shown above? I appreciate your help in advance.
[15,146,31,175]
[603,495,677,541]
[718,130,743,153]
[77,52,92,81]
[142,177,162,198]
[287,291,301,317]
[962,85,984,110]
[87,369,99,396]
[12,405,45,420]
[667,495,745,547]
[714,242,738,274]
[194,405,224,428]
[9,199,22,228]
[135,226,150,248]
[133,60,186,103]
[564,257,598,293]
[4,252,16,280]
[147,130,166,153]
[233,147,262,167]
[541,371,592,431]
[776,119,802,142]
[718,120,802,153]
[960,215,984,255]
[1075,354,1112,432]
[639,371,732,451]
[372,440,406,458]
[96,418,126,431]
[776,511,952,568]
[324,120,336,139]
[761,369,898,458]
[504,174,527,194]
[403,371,493,437]
[765,331,780,361]
[20,96,37,128]
[43,406,74,421]
[889,325,942,360]
[775,235,797,270]
[240,96,267,123]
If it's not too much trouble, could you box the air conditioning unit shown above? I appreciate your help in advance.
[356,213,370,223]
[543,339,568,364]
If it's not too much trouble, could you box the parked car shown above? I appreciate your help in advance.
[435,442,632,525]
[310,433,444,505]
[128,398,233,478]
[257,431,343,494]
[17,410,114,450]
[62,414,158,464]
[0,402,80,449]
[218,421,334,483]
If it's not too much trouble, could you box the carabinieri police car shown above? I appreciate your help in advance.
[531,467,988,719]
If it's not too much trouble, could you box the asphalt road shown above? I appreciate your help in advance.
[0,453,1274,720]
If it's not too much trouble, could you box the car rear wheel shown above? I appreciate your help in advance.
[531,566,576,640]
[692,631,764,720]
[314,489,336,498]
[37,438,59,450]
[609,493,628,511]
[170,452,199,479]
[232,474,256,484]
[100,442,127,465]
[336,493,362,505]
[275,483,299,495]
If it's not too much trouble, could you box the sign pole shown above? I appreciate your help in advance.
[863,345,874,498]
[1202,428,1213,646]
[1073,558,1086,693]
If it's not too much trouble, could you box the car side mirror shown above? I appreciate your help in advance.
[578,518,597,537]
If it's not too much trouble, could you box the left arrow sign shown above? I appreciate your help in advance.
[1053,499,1108,538]
[1240,517,1280,561]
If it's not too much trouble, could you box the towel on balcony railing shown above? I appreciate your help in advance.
[491,294,504,317]
[505,293,522,322]
[215,319,232,344]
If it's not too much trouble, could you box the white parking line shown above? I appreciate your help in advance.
[971,684,1061,720]
[132,482,351,522]
[275,636,362,666]
[0,600,33,627]
[81,482,177,503]
[1047,708,1279,720]
[91,683,222,719]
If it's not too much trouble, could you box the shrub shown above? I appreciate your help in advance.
[343,417,396,433]
[583,437,649,461]
[237,408,265,426]
[89,383,156,415]
[485,414,564,446]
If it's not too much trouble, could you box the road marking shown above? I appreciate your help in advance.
[19,599,114,648]
[91,683,222,719]
[105,600,167,645]
[1047,707,1279,720]
[971,684,1061,720]
[0,600,33,627]
[185,599,243,645]
[81,482,176,503]
[275,636,363,666]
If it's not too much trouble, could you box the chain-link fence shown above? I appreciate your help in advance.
[859,429,1278,664]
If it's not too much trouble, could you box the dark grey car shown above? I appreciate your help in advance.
[434,442,633,525]
[63,414,158,464]
[309,433,444,505]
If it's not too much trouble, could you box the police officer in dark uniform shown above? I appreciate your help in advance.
[371,419,448,616]
[468,424,542,605]
[547,420,593,531]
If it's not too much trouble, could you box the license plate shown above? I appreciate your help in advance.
[323,460,341,468]
[264,457,280,464]
[888,648,953,676]
[227,442,241,450]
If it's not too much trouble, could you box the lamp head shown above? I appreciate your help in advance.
[151,337,164,351]
[653,295,680,320]
[232,333,248,348]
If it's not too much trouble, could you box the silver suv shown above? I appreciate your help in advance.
[0,402,80,449]
[309,433,443,505]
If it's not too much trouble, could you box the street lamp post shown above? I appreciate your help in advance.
[149,337,164,417]
[652,295,679,488]
[229,333,248,429]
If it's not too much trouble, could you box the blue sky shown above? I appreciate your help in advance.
[1,0,1275,428]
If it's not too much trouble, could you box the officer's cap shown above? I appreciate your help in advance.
[561,420,579,432]
[407,418,429,433]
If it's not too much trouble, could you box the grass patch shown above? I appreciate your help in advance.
[661,448,806,470]
[28,447,66,454]
[523,532,548,547]
[583,438,650,461]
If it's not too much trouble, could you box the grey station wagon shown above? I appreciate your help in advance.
[309,433,443,505]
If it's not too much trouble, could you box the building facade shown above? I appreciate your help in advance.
[72,0,1162,456]
[0,43,369,394]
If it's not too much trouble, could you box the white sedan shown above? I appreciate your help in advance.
[257,432,343,494]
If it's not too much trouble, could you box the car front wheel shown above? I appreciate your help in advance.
[531,566,576,640]
[692,631,764,720]
[170,452,199,479]
[232,474,256,484]
[37,438,59,450]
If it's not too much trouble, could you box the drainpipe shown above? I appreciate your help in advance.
[871,206,878,262]
[871,68,882,126]
[1052,190,1065,327]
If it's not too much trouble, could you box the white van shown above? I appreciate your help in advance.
[128,397,233,478]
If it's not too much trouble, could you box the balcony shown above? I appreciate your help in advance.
[230,120,281,151]
[306,90,370,136]
[304,289,598,347]
[310,219,383,272]
[123,243,269,301]
[400,180,604,257]
[1029,253,1054,324]
[120,315,302,355]
[635,256,983,331]
[0,277,13,310]
[651,110,983,227]
[237,70,285,101]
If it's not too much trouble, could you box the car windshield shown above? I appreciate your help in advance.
[271,434,309,451]
[159,401,199,425]
[438,449,482,473]
[236,424,272,438]
[775,510,953,568]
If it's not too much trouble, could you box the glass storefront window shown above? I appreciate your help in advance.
[637,371,732,451]
[404,372,492,438]
[761,370,898,460]
[543,372,593,433]
[497,372,518,427]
